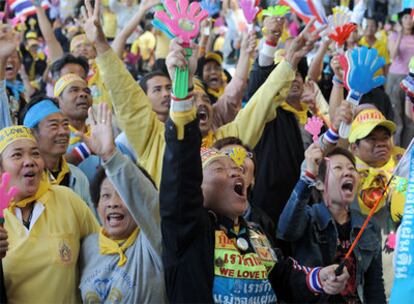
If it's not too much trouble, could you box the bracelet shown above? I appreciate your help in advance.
[332,76,344,87]
[73,143,91,161]
[306,267,324,294]
[323,127,340,144]
[171,92,194,112]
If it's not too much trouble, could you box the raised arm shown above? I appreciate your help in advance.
[217,19,326,149]
[89,103,162,254]
[33,2,64,63]
[307,39,330,82]
[0,24,19,128]
[112,0,161,58]
[212,31,256,128]
[79,0,165,183]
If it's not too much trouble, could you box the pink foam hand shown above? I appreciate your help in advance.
[0,172,19,220]
[305,116,324,143]
[239,0,259,24]
[154,0,208,44]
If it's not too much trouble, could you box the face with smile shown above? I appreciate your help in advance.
[202,61,223,90]
[97,177,138,240]
[58,80,92,121]
[34,112,70,159]
[5,51,21,82]
[0,139,44,202]
[202,157,247,220]
[319,154,359,207]
[351,127,392,168]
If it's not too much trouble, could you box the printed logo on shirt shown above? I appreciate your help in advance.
[59,240,72,264]
[84,278,123,303]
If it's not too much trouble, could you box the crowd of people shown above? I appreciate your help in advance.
[0,0,413,302]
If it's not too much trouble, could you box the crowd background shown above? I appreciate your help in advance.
[0,0,413,303]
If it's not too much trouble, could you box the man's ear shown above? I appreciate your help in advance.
[315,179,324,191]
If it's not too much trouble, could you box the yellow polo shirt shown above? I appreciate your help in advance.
[359,36,390,76]
[3,185,99,304]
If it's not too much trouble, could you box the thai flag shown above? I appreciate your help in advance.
[7,0,49,19]
[280,0,327,29]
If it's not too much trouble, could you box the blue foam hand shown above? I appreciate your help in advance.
[200,0,221,16]
[339,46,386,139]
[152,18,175,39]
[345,46,386,97]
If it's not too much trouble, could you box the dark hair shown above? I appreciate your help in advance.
[90,163,157,208]
[50,54,89,80]
[317,147,356,182]
[365,17,378,28]
[19,95,60,125]
[138,70,170,94]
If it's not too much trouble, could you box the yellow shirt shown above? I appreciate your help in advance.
[131,31,156,61]
[96,49,294,186]
[359,36,390,76]
[3,185,99,304]
[102,10,118,39]
[154,31,170,60]
[88,61,112,107]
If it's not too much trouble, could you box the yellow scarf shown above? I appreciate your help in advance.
[99,227,139,267]
[280,102,309,126]
[9,175,50,210]
[356,146,406,215]
[69,125,91,146]
[202,130,214,148]
[49,158,70,185]
[207,86,225,100]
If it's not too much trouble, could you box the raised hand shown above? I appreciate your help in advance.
[155,0,208,44]
[0,173,19,221]
[304,143,323,176]
[166,38,198,84]
[301,81,318,113]
[338,46,386,138]
[239,0,259,24]
[87,103,116,162]
[200,0,221,17]
[305,116,324,143]
[78,0,107,49]
[286,18,326,69]
[0,24,20,61]
[240,31,256,56]
[330,55,344,80]
[262,15,285,45]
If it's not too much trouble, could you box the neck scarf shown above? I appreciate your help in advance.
[207,86,225,101]
[69,124,91,146]
[356,146,405,215]
[9,174,50,210]
[99,227,139,267]
[202,130,214,148]
[5,80,25,101]
[49,157,70,185]
[280,101,309,126]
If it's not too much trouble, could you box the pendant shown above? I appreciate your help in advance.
[236,237,249,251]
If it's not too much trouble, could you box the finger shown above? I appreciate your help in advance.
[94,0,101,18]
[80,6,88,23]
[312,24,328,39]
[85,0,93,17]
[301,17,316,36]
[0,172,10,189]
[105,104,112,126]
[88,107,96,125]
[96,103,102,123]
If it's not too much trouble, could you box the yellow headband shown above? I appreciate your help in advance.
[0,126,36,154]
[200,147,227,169]
[54,73,86,97]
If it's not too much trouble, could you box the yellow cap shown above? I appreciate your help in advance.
[349,109,396,143]
[205,52,223,66]
[54,73,86,97]
[0,126,36,154]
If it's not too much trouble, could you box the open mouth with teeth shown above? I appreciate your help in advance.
[341,180,354,194]
[208,76,220,86]
[233,182,244,197]
[5,64,14,72]
[23,171,36,181]
[107,213,125,226]
[197,107,209,124]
